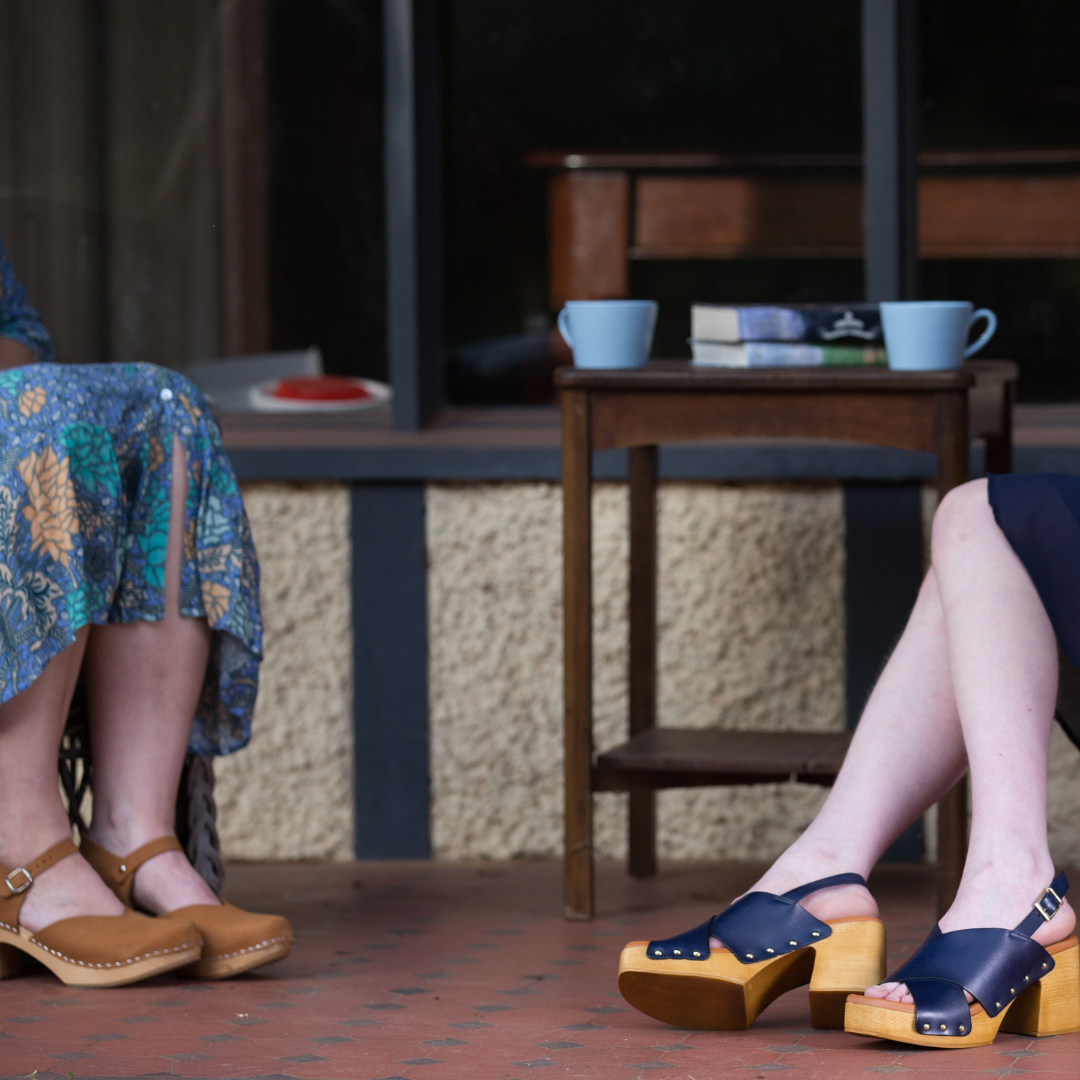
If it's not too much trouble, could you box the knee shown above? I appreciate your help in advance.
[930,478,992,563]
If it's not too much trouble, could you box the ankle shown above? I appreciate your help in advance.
[0,821,75,869]
[86,815,174,858]
[130,849,220,915]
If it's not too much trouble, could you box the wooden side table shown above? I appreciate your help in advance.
[556,360,1017,921]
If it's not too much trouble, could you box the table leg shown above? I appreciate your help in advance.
[628,445,658,879]
[983,377,1014,475]
[935,390,970,917]
[563,389,594,919]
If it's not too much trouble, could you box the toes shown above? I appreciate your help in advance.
[708,936,721,949]
[863,981,899,999]
[885,983,913,1003]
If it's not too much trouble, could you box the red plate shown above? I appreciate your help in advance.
[271,375,372,402]
[249,374,391,412]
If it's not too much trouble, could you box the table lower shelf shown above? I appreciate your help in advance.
[593,727,852,791]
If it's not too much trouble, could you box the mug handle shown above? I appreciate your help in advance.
[963,308,997,358]
[557,307,574,350]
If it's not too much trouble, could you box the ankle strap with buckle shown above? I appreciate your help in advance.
[79,835,183,907]
[1014,871,1070,939]
[0,838,79,924]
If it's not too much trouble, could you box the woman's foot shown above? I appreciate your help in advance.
[708,853,879,948]
[6,836,125,933]
[86,826,220,914]
[865,860,1076,1004]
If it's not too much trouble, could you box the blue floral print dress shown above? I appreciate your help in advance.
[0,235,260,756]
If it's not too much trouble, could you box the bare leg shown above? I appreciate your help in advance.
[84,435,220,914]
[868,479,1073,1002]
[0,626,126,930]
[713,563,969,943]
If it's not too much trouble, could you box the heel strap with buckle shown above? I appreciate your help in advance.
[0,838,79,924]
[1014,871,1070,939]
[80,835,183,906]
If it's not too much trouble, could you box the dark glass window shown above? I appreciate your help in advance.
[441,0,1080,404]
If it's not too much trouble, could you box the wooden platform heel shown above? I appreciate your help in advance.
[845,871,1080,1048]
[618,873,886,1030]
[0,839,202,988]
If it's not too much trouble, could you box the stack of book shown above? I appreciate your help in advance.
[689,303,886,368]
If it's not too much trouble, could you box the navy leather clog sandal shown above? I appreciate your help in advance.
[846,871,1080,1047]
[618,872,886,1030]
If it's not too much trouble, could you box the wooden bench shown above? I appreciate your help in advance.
[527,149,1080,306]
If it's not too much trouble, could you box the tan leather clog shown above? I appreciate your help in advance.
[0,838,202,987]
[81,835,293,979]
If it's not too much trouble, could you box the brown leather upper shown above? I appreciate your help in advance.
[0,838,78,931]
[0,837,202,969]
[80,836,184,907]
[32,909,202,967]
[167,901,293,961]
[80,834,293,965]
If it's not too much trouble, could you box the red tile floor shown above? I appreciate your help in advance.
[2,859,1079,1079]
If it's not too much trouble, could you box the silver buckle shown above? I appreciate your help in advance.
[3,867,32,895]
[1035,885,1062,922]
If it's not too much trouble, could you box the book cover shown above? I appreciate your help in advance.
[690,340,887,368]
[691,303,883,344]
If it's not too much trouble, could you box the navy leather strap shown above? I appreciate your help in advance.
[886,872,1069,1038]
[780,873,868,903]
[645,872,869,966]
[1014,871,1069,939]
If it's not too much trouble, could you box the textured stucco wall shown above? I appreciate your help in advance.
[208,476,1080,868]
[427,481,845,862]
[213,483,354,861]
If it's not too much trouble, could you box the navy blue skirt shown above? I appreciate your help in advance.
[988,472,1080,670]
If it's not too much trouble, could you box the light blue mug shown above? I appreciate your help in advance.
[557,300,658,369]
[880,301,997,371]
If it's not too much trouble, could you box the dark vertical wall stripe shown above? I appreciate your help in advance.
[844,481,925,861]
[352,483,431,857]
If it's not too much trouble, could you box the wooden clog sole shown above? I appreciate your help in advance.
[845,936,1080,1048]
[618,916,886,1030]
[181,937,292,980]
[0,924,202,988]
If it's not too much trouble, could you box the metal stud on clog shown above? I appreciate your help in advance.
[673,949,681,955]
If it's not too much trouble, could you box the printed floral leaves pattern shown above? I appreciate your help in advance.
[17,445,78,569]
[0,362,261,756]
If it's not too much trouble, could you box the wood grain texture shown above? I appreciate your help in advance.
[562,389,594,919]
[589,390,942,454]
[558,366,1010,918]
[920,175,1080,257]
[595,728,851,787]
[635,175,862,258]
[549,170,629,305]
[628,446,658,879]
[556,363,976,393]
